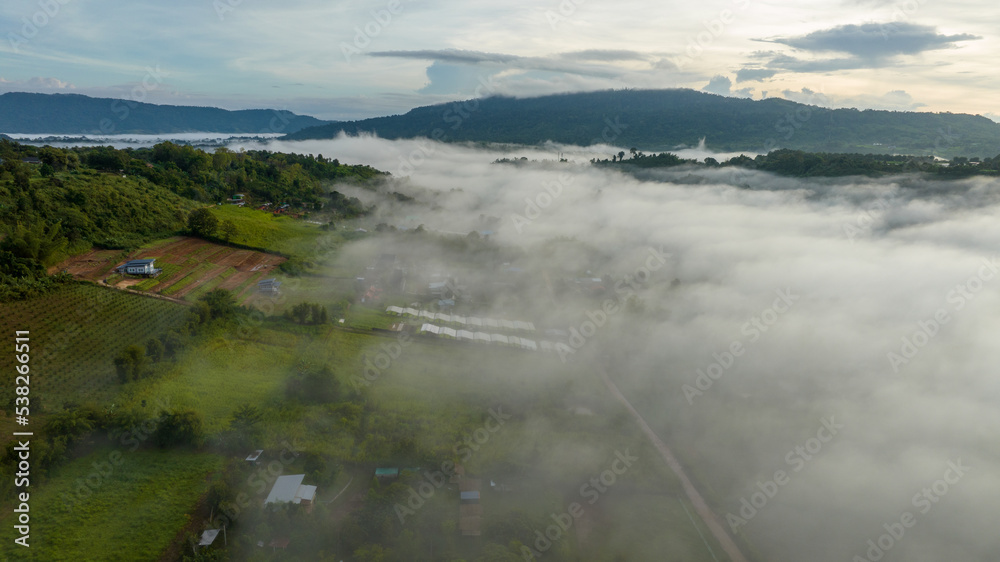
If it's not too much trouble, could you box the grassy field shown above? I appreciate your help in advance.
[0,283,189,408]
[207,205,321,255]
[119,335,302,433]
[0,448,221,562]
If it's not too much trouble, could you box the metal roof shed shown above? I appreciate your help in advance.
[296,485,317,504]
[264,474,305,505]
[199,529,222,546]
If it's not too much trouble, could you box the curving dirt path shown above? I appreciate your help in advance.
[598,366,749,562]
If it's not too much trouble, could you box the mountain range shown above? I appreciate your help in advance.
[284,89,1000,158]
[3,89,1000,158]
[0,92,327,135]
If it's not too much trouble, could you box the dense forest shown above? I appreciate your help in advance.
[592,148,1000,177]
[0,92,328,134]
[0,139,384,301]
[285,88,1000,158]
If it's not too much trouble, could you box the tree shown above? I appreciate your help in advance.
[286,364,341,404]
[288,302,311,324]
[155,409,204,447]
[229,403,264,436]
[162,331,184,358]
[219,219,237,244]
[188,208,218,238]
[145,338,165,362]
[201,289,237,320]
[1,221,68,266]
[618,151,626,161]
[113,345,147,382]
[12,165,30,191]
[314,304,328,324]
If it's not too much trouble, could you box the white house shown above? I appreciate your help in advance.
[264,474,317,506]
[118,258,161,277]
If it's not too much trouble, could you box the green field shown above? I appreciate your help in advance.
[0,283,188,407]
[207,205,321,255]
[119,335,302,433]
[0,449,221,562]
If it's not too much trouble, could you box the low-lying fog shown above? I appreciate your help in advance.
[236,134,1000,561]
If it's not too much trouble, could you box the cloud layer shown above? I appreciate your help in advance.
[2,1,997,119]
[221,134,1000,561]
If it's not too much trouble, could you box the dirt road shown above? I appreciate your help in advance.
[598,367,750,562]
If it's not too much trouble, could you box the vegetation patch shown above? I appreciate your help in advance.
[0,448,221,562]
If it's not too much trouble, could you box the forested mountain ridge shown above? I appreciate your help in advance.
[284,88,1000,158]
[0,92,328,134]
[0,139,384,301]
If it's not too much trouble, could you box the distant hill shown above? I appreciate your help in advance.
[0,92,328,134]
[284,89,1000,158]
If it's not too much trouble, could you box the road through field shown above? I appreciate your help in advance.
[598,366,750,562]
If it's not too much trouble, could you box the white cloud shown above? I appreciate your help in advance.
[781,87,928,111]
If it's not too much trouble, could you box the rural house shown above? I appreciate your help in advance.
[263,474,317,507]
[117,258,161,277]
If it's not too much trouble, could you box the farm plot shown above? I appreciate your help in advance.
[60,236,287,302]
[0,284,188,407]
[51,248,128,281]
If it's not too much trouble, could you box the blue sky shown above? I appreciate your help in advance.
[1,0,997,121]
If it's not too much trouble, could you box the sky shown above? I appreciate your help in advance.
[1,0,998,121]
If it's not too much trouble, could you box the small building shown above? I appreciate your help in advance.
[263,474,317,506]
[375,467,399,480]
[21,157,42,165]
[428,281,449,297]
[199,528,224,547]
[245,449,264,465]
[459,478,482,536]
[117,258,161,277]
[258,278,281,296]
